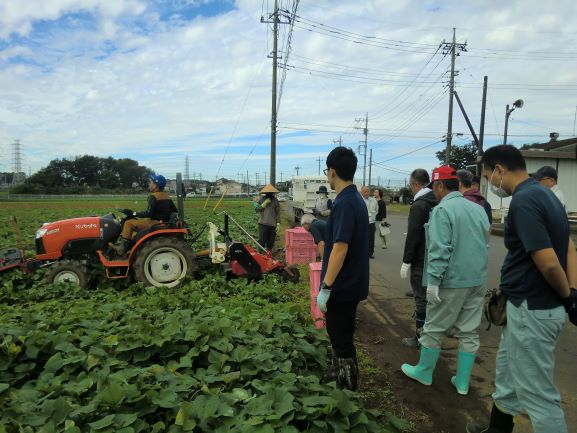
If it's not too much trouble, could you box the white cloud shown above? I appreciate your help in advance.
[0,0,577,185]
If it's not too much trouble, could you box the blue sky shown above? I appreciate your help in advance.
[1,0,576,187]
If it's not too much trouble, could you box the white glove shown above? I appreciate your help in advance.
[426,285,441,304]
[400,263,411,279]
[276,223,281,231]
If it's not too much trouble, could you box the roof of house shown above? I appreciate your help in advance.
[521,136,577,160]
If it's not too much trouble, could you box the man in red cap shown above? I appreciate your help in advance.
[401,165,490,396]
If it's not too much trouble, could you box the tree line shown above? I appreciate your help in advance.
[9,155,152,194]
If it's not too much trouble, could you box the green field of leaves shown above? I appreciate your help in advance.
[0,198,396,433]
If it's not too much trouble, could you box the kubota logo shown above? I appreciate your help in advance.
[75,223,97,230]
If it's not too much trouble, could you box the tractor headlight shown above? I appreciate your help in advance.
[35,228,48,239]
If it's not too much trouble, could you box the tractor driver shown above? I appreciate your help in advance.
[109,173,177,256]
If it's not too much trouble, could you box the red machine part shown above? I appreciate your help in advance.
[36,217,101,260]
[229,244,285,277]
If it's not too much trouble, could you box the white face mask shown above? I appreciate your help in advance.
[489,169,511,198]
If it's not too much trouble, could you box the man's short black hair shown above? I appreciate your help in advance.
[410,168,430,187]
[481,145,526,172]
[326,147,357,181]
[436,179,460,192]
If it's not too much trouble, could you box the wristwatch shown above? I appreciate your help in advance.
[319,282,332,291]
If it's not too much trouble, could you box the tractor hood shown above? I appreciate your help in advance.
[36,214,121,260]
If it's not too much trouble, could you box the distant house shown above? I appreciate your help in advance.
[485,135,577,213]
[214,178,243,195]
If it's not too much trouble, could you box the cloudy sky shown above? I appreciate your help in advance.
[1,0,576,187]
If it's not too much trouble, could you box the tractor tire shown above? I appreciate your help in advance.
[133,237,196,288]
[278,266,300,283]
[45,260,90,288]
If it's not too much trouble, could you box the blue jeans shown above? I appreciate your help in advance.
[492,300,567,433]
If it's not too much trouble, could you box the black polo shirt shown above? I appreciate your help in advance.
[310,220,327,244]
[501,178,569,309]
[321,185,369,302]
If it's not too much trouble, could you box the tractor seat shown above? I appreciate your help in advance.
[132,213,183,242]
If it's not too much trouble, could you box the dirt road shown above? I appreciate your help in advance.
[358,212,577,433]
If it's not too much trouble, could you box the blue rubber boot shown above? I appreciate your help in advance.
[401,346,441,386]
[451,351,477,395]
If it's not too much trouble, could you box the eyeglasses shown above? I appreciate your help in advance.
[323,168,329,176]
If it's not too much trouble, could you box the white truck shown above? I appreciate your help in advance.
[288,176,336,223]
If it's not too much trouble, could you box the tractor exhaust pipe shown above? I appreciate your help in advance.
[176,172,185,224]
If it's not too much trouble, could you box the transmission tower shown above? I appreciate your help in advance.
[184,155,190,182]
[11,139,24,185]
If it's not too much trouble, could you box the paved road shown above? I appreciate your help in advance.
[366,211,577,432]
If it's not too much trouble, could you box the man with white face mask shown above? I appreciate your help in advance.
[467,145,577,433]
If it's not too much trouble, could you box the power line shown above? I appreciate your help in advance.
[374,138,446,165]
[287,53,447,77]
[292,14,439,49]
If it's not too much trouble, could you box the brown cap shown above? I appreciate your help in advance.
[260,184,279,194]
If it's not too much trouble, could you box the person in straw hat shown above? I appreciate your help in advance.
[255,184,281,251]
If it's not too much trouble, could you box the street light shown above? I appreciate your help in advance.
[504,99,524,145]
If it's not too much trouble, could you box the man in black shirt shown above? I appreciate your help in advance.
[317,147,369,391]
[400,168,437,348]
[467,145,577,433]
[110,173,177,256]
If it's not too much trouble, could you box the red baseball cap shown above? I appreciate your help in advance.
[427,165,457,187]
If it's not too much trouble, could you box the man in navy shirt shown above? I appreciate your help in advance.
[317,146,369,391]
[301,213,327,260]
[467,145,577,433]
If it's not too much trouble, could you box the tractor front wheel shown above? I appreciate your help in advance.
[45,260,90,288]
[133,237,196,288]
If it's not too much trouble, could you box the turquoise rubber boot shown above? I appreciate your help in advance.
[401,346,441,386]
[451,351,477,395]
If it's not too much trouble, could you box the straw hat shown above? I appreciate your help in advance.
[260,184,279,194]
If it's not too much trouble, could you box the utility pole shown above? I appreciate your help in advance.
[441,28,467,164]
[280,171,283,183]
[355,113,368,185]
[261,0,290,186]
[269,0,278,186]
[316,156,323,175]
[333,136,343,147]
[264,170,267,185]
[368,148,373,187]
[294,166,301,176]
[478,76,488,175]
[246,170,250,194]
[573,105,577,136]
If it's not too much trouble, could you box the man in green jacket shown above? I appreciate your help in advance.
[401,165,490,395]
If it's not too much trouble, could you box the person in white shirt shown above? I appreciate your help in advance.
[531,166,567,213]
[361,186,379,258]
[314,185,333,221]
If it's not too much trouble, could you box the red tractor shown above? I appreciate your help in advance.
[31,211,195,288]
[1,183,299,287]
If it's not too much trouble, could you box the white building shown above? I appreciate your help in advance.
[486,137,577,213]
[214,178,243,195]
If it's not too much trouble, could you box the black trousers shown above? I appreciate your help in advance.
[409,260,427,328]
[325,298,359,358]
[258,224,276,250]
[368,223,375,256]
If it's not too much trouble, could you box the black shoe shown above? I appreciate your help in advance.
[335,357,359,391]
[467,403,514,433]
[405,291,414,297]
[401,335,420,348]
[466,422,489,433]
